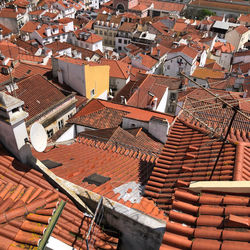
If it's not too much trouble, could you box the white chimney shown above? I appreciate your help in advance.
[0,92,32,164]
[45,27,52,37]
[0,28,2,41]
[120,96,127,104]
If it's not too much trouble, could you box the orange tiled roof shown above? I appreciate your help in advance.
[144,118,248,211]
[33,139,166,220]
[234,25,249,35]
[20,21,40,33]
[13,74,66,121]
[173,22,187,32]
[0,8,25,18]
[161,188,250,249]
[100,58,130,79]
[0,24,12,36]
[69,99,174,129]
[213,41,235,53]
[239,13,250,23]
[137,53,158,69]
[114,73,182,109]
[192,67,225,79]
[0,145,119,249]
[79,126,164,153]
[118,22,137,32]
[0,61,50,84]
[150,1,185,12]
[170,45,199,60]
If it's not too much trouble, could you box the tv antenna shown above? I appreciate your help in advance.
[29,122,48,152]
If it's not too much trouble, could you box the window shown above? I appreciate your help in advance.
[90,88,95,97]
[68,113,73,119]
[124,40,128,44]
[58,119,64,129]
[118,39,122,43]
[104,31,107,35]
[167,65,170,70]
[99,30,103,35]
[47,129,54,138]
[118,46,122,51]
[95,30,98,34]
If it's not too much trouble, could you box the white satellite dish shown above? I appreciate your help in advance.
[30,122,48,152]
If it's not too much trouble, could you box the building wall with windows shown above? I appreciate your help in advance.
[163,53,197,77]
[53,57,109,100]
[94,24,119,47]
[84,64,109,99]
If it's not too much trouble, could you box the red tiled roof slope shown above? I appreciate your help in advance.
[14,74,66,121]
[33,140,166,220]
[0,145,119,249]
[70,99,174,129]
[161,188,250,250]
[144,119,237,212]
[79,126,164,153]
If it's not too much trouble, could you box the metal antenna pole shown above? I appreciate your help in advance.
[181,73,250,121]
[174,101,217,135]
[209,107,238,180]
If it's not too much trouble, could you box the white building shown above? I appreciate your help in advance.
[163,45,199,77]
[53,0,76,18]
[31,22,74,45]
[70,29,103,52]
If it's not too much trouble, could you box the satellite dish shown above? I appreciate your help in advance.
[30,122,48,152]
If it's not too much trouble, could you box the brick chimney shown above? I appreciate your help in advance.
[0,92,32,164]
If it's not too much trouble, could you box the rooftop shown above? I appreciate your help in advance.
[144,118,250,211]
[33,138,166,219]
[68,99,174,128]
[161,187,250,249]
[0,145,119,249]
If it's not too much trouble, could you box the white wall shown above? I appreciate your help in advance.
[156,88,168,113]
[122,117,149,130]
[57,60,86,96]
[56,124,75,142]
[148,118,169,144]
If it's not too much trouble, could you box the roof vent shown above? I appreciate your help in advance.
[41,159,62,169]
[82,173,111,186]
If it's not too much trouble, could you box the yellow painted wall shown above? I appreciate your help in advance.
[84,64,110,99]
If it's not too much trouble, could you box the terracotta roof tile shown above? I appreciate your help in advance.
[20,21,40,33]
[12,74,66,121]
[0,24,12,36]
[192,67,225,79]
[79,126,164,153]
[114,73,182,108]
[100,58,130,79]
[161,188,250,249]
[144,119,239,211]
[0,145,119,249]
[33,138,165,220]
[169,45,199,60]
[234,25,249,35]
[0,61,51,84]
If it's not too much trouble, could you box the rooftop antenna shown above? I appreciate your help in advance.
[30,122,48,152]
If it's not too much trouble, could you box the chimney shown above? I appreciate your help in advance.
[0,28,2,41]
[157,48,160,57]
[148,117,169,143]
[0,92,32,164]
[243,89,248,98]
[120,96,127,104]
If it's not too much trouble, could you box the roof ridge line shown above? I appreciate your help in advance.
[78,134,159,160]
